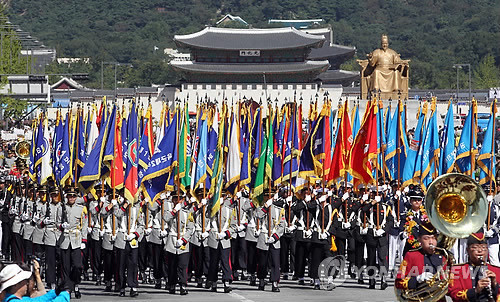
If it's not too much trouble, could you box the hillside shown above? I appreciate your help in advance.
[7,0,500,89]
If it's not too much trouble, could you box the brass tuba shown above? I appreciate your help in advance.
[395,173,488,302]
[15,140,31,160]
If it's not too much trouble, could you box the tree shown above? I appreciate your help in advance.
[473,54,500,89]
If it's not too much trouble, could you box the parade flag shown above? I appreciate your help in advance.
[225,109,241,195]
[111,110,124,189]
[282,104,299,185]
[205,113,218,191]
[76,110,86,174]
[376,100,386,176]
[402,103,426,188]
[478,100,497,186]
[209,104,227,216]
[178,104,192,193]
[124,102,139,202]
[352,103,360,139]
[137,104,154,186]
[141,110,178,201]
[265,107,275,182]
[28,119,38,182]
[59,113,72,186]
[252,112,270,205]
[440,101,456,175]
[239,105,251,189]
[456,100,478,174]
[36,117,52,185]
[420,99,440,190]
[189,106,204,190]
[348,99,378,185]
[121,107,128,169]
[52,112,64,183]
[385,100,408,181]
[327,100,352,183]
[86,107,99,158]
[250,107,263,187]
[272,107,286,185]
[193,114,208,192]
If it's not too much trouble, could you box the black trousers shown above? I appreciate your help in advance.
[12,232,24,262]
[257,245,280,282]
[45,245,59,285]
[167,251,190,286]
[191,244,210,279]
[89,238,102,277]
[208,243,232,282]
[151,243,166,280]
[246,240,258,275]
[102,248,114,282]
[138,239,150,273]
[230,236,247,271]
[355,240,366,279]
[24,238,33,260]
[117,245,139,289]
[366,242,389,280]
[309,242,328,279]
[1,221,11,258]
[294,240,310,278]
[81,244,89,277]
[60,247,82,290]
[335,237,346,258]
[280,236,296,274]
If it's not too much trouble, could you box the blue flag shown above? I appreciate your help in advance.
[402,104,425,188]
[239,106,251,189]
[420,100,440,190]
[282,105,299,186]
[439,102,456,175]
[272,108,285,184]
[193,116,208,191]
[52,113,64,183]
[456,101,477,174]
[478,101,496,186]
[59,113,73,186]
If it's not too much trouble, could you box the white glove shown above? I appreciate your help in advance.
[267,236,276,244]
[125,233,136,241]
[342,222,351,229]
[160,193,167,200]
[236,191,242,198]
[190,197,197,203]
[342,193,349,201]
[165,191,171,198]
[274,192,279,200]
[395,190,401,197]
[416,272,434,283]
[201,198,207,206]
[375,196,381,202]
[201,232,209,239]
[362,194,369,201]
[289,225,297,232]
[237,224,246,232]
[304,229,313,238]
[286,196,293,203]
[402,232,409,240]
[328,190,333,197]
[119,197,125,203]
[403,187,410,193]
[99,229,105,237]
[305,195,312,202]
[111,235,117,242]
[382,185,388,191]
[175,238,184,248]
[80,243,86,249]
[360,228,368,235]
[88,227,93,233]
[313,189,318,196]
[111,199,118,206]
[487,195,494,202]
[254,230,261,237]
[43,217,52,225]
[319,232,328,240]
[100,196,107,203]
[32,213,40,221]
[160,230,168,238]
[485,229,495,238]
[174,203,182,212]
[265,198,273,207]
[285,226,293,234]
[319,195,327,203]
[375,228,385,237]
[61,222,70,229]
[145,228,152,236]
[394,221,400,228]
[217,232,227,240]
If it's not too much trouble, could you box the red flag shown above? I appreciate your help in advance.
[322,103,331,179]
[297,103,303,150]
[328,101,353,182]
[348,100,378,184]
[111,111,124,188]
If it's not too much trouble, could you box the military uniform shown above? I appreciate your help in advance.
[21,191,35,260]
[99,196,117,291]
[147,196,169,288]
[230,194,248,280]
[255,197,286,292]
[242,196,259,285]
[292,193,314,284]
[43,192,62,288]
[56,192,88,297]
[163,199,194,295]
[11,192,25,262]
[280,194,297,280]
[88,196,104,284]
[189,199,210,288]
[0,181,12,259]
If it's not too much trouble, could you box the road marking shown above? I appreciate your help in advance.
[230,292,255,302]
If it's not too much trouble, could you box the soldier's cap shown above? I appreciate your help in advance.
[482,183,496,192]
[346,182,353,188]
[408,190,424,200]
[390,180,400,187]
[65,186,78,197]
[467,231,487,246]
[357,183,366,190]
[38,185,48,193]
[0,177,5,184]
[418,221,437,237]
[49,186,59,195]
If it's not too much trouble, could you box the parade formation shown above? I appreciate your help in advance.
[0,91,498,302]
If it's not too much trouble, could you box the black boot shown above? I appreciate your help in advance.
[130,288,139,297]
[211,282,217,292]
[205,280,212,289]
[180,285,188,295]
[104,281,112,292]
[369,279,376,289]
[168,284,176,294]
[155,279,162,289]
[249,275,256,286]
[272,282,280,292]
[196,277,203,288]
[258,279,265,291]
[240,272,248,281]
[224,281,232,293]
[74,287,82,299]
[119,290,125,297]
[380,277,388,290]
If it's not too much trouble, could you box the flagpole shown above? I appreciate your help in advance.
[487,100,497,231]
[176,105,181,240]
[470,100,476,178]
[288,103,296,227]
[74,107,80,188]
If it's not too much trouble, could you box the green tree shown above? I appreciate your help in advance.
[473,54,500,89]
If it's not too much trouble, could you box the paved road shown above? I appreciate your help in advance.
[76,275,399,302]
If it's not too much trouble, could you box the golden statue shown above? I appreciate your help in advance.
[358,35,410,100]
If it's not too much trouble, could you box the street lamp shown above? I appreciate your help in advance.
[101,61,133,97]
[453,63,472,102]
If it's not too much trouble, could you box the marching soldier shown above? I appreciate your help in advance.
[207,192,236,293]
[255,191,286,292]
[147,192,169,289]
[88,191,104,284]
[242,190,259,286]
[99,192,117,292]
[163,192,195,295]
[56,186,88,298]
[31,185,46,268]
[189,193,210,288]
[0,176,12,259]
[280,187,296,280]
[43,186,63,289]
[114,193,144,297]
[21,183,35,261]
[231,190,248,281]
[483,184,500,266]
[292,187,314,285]
[10,181,24,262]
[388,180,406,273]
